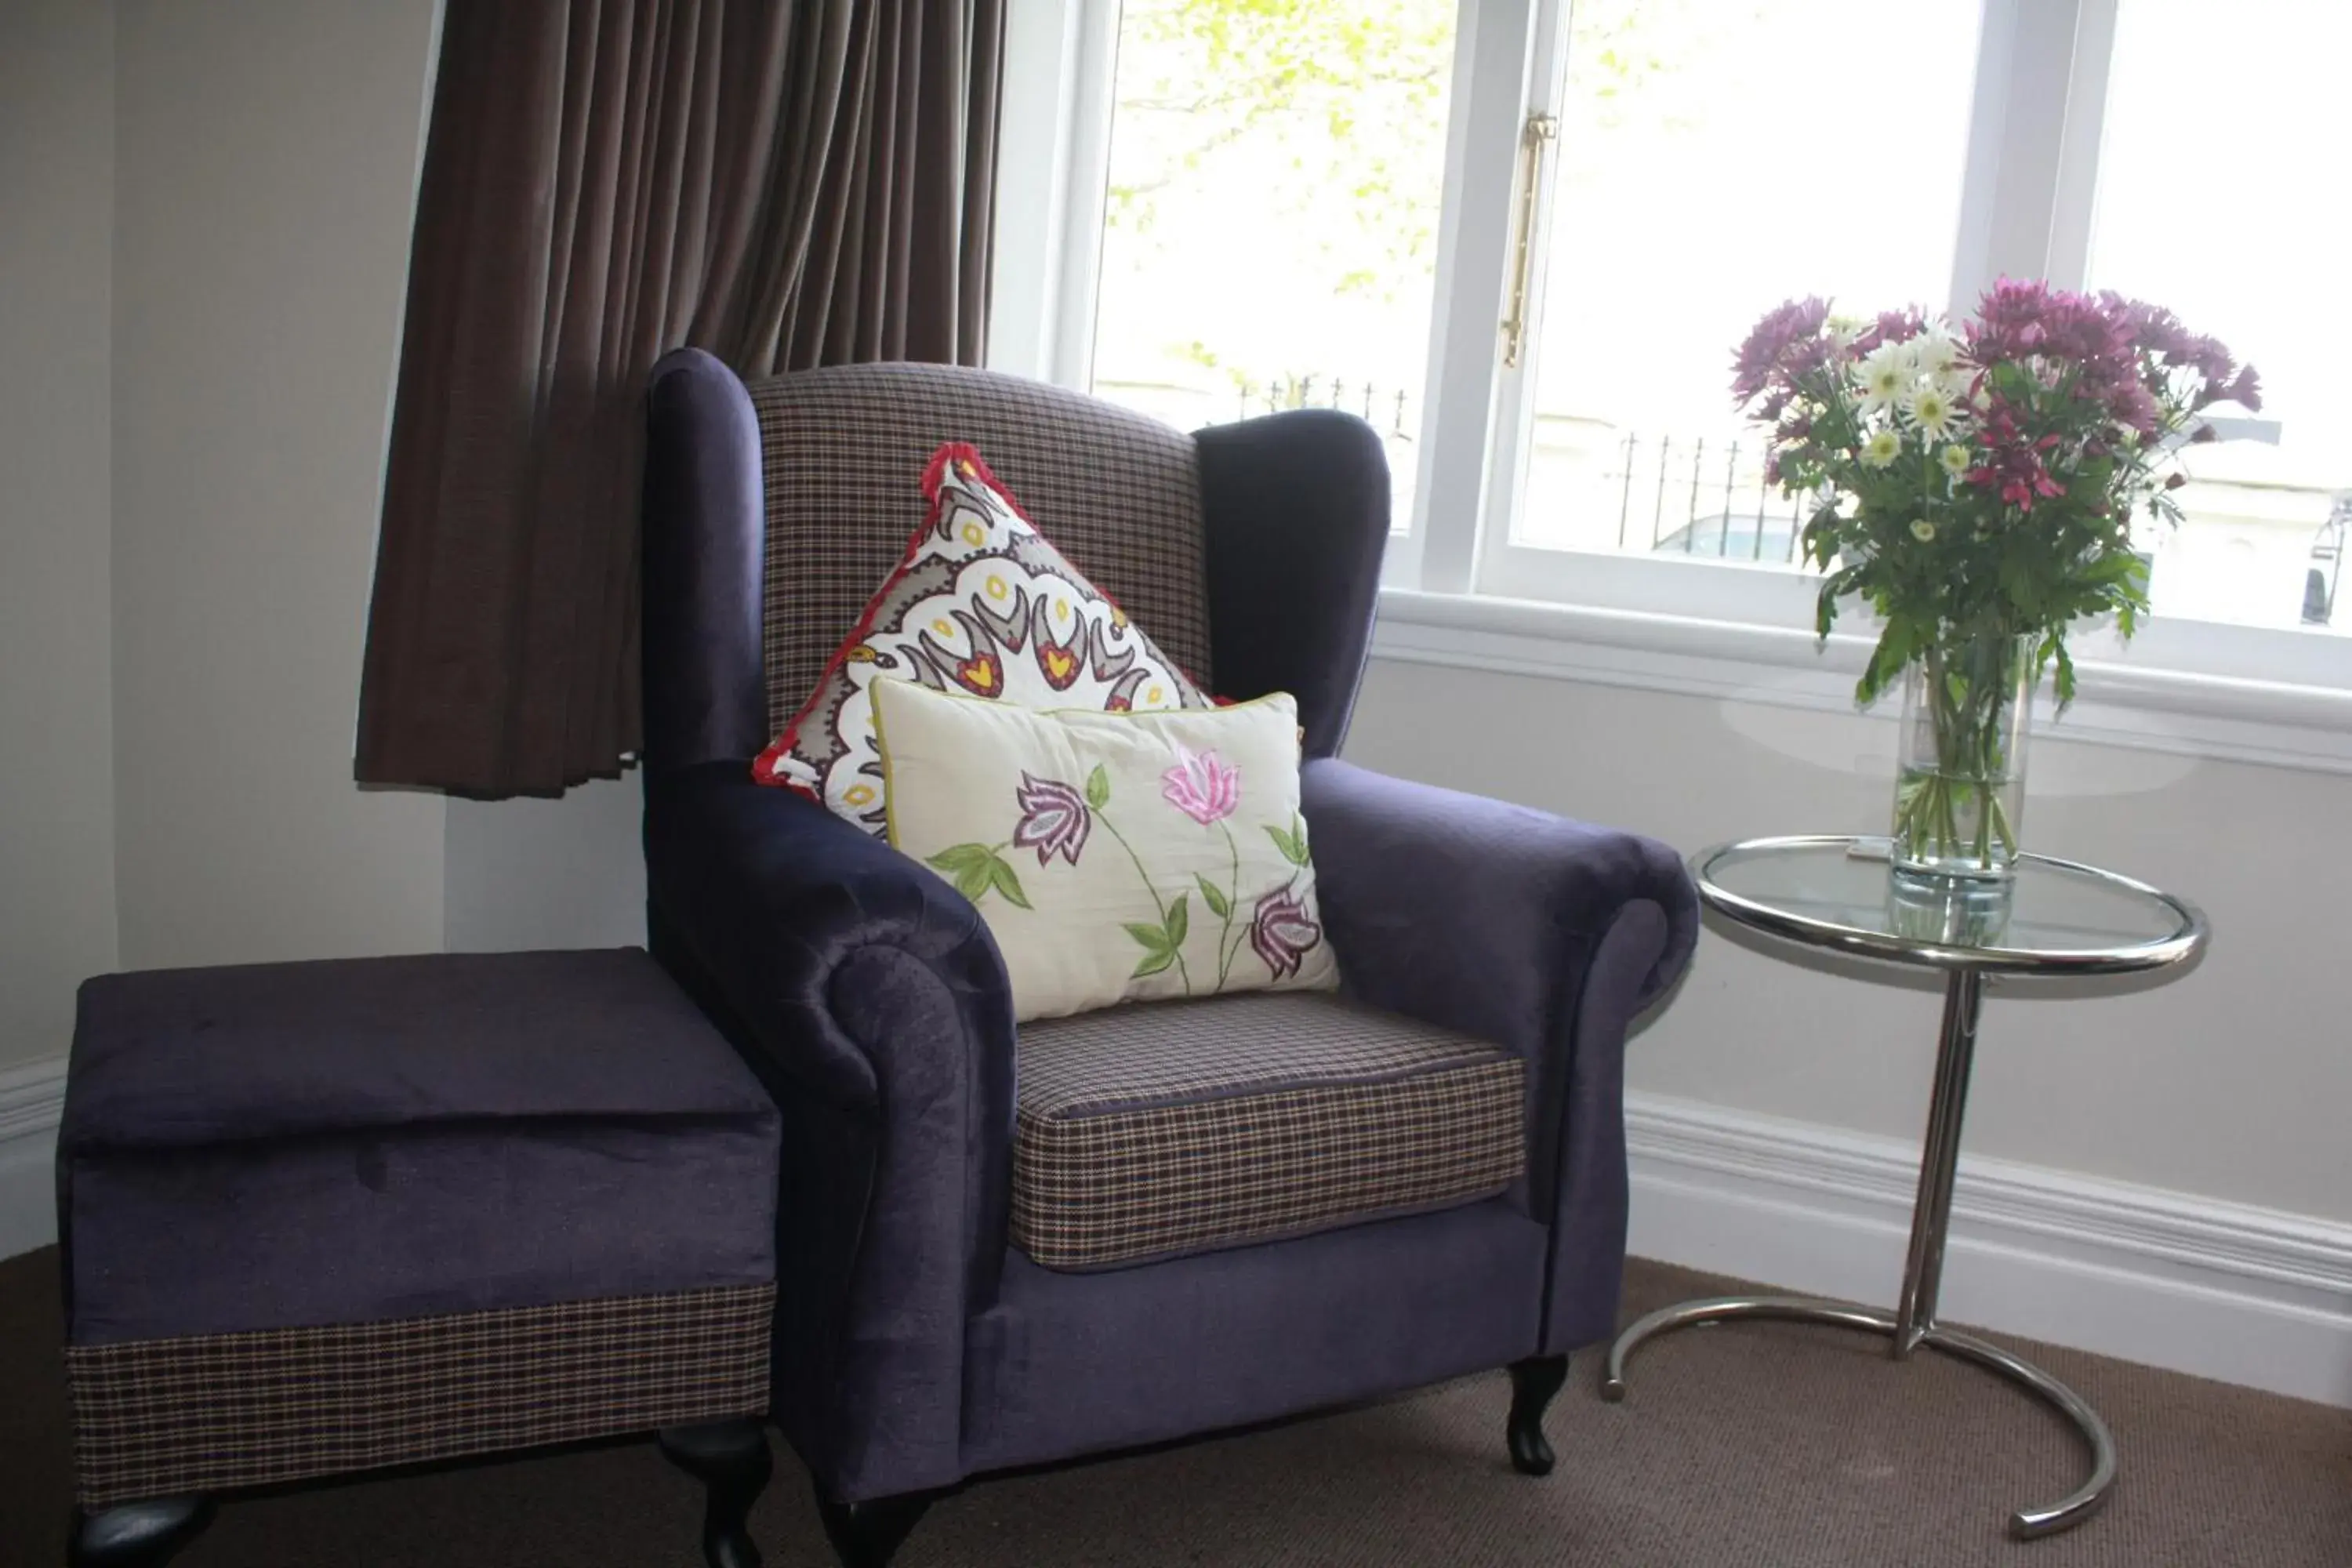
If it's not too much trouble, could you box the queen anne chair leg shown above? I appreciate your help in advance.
[659,1418,773,1568]
[814,1485,937,1568]
[68,1498,213,1568]
[1506,1355,1572,1476]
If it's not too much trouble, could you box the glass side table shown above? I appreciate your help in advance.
[1603,836,2207,1540]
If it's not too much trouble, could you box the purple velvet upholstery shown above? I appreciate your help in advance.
[60,949,779,1345]
[644,761,1016,1496]
[1195,409,1390,757]
[1295,760,1696,1350]
[964,1200,1546,1479]
[635,351,1700,1504]
[644,350,770,774]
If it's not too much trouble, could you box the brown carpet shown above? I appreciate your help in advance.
[4,1246,2345,1567]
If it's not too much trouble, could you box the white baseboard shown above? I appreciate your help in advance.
[1625,1090,2352,1408]
[0,1054,66,1261]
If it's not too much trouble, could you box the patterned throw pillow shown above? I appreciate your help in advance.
[870,680,1340,1022]
[755,441,1209,834]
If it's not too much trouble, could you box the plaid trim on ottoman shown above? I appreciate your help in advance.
[66,1283,774,1508]
[746,364,1213,739]
[1012,994,1524,1271]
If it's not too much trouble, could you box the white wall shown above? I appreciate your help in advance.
[108,0,448,971]
[1345,660,2352,1224]
[1,0,120,1070]
[443,779,647,954]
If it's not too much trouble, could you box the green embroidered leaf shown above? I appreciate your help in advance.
[1123,921,1171,954]
[1085,763,1111,810]
[926,844,993,876]
[1129,946,1177,978]
[1265,817,1311,867]
[985,855,1032,911]
[926,844,998,904]
[1196,875,1230,919]
[1164,893,1189,947]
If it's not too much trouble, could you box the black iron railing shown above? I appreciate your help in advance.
[1183,374,1816,565]
[1236,376,1416,440]
[1599,430,1809,563]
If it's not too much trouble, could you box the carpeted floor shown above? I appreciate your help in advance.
[4,1247,2345,1567]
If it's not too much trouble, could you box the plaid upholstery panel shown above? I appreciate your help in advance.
[1013,995,1524,1271]
[747,364,1212,738]
[66,1283,773,1508]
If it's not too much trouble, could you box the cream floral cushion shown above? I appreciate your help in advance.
[754,441,1208,835]
[869,680,1340,1021]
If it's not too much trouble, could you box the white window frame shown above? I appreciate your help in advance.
[992,0,2352,773]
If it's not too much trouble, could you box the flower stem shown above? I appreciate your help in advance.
[1214,823,1241,989]
[1099,811,1191,993]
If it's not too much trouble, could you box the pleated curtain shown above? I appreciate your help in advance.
[356,0,1003,795]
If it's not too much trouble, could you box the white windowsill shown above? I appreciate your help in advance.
[1371,587,2352,777]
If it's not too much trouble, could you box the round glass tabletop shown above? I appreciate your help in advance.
[1693,836,2207,975]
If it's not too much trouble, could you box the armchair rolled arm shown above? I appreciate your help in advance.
[644,762,1016,1498]
[1300,758,1697,1352]
[1301,759,1696,1044]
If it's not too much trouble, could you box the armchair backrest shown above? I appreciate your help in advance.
[742,364,1216,742]
[641,351,1390,776]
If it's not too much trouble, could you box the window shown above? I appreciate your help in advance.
[1088,1,1460,530]
[1004,0,2352,698]
[1513,1,1980,568]
[2085,0,2351,634]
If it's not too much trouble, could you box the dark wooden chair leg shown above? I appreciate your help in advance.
[659,1418,772,1568]
[69,1498,213,1568]
[1506,1354,1571,1476]
[813,1483,935,1568]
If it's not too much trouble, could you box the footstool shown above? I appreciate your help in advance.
[57,949,781,1567]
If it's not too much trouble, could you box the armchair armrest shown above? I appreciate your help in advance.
[644,761,1016,1499]
[1299,757,1697,1352]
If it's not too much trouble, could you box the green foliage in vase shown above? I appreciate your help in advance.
[1734,281,2259,868]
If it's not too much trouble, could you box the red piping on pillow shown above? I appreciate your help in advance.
[755,441,1014,793]
[923,441,1210,695]
[753,437,1212,790]
[920,441,1031,526]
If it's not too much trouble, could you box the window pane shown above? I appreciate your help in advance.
[1090,0,1459,528]
[2088,0,2352,633]
[1515,0,1981,562]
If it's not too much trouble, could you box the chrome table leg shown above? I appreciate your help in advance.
[1602,967,2117,1539]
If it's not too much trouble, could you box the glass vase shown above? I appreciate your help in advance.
[1890,633,2034,881]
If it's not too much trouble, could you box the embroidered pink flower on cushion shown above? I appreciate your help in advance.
[1012,774,1091,866]
[1249,886,1323,980]
[1160,747,1240,826]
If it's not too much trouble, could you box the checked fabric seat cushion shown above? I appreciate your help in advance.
[1011,992,1525,1271]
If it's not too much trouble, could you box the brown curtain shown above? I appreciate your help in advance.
[356,0,1004,795]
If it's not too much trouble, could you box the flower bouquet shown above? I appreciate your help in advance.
[1733,281,2259,879]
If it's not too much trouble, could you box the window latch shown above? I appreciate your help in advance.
[1500,111,1559,370]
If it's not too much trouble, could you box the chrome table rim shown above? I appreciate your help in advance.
[1602,1293,2115,1539]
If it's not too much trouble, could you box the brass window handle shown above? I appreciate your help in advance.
[1499,111,1559,370]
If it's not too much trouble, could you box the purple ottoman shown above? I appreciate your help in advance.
[57,949,780,1568]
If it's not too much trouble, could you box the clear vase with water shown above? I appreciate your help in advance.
[1891,633,2034,881]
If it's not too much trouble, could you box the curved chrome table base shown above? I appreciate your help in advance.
[1601,1294,2116,1539]
[1607,842,2207,1545]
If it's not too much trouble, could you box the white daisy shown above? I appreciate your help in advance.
[1826,314,1867,353]
[1860,428,1903,468]
[1902,383,1963,440]
[1911,329,1962,380]
[1854,342,1913,415]
[1939,443,1973,479]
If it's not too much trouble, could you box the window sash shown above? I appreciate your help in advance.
[1010,0,2352,696]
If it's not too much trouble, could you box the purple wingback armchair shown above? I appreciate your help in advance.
[639,350,1698,1567]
